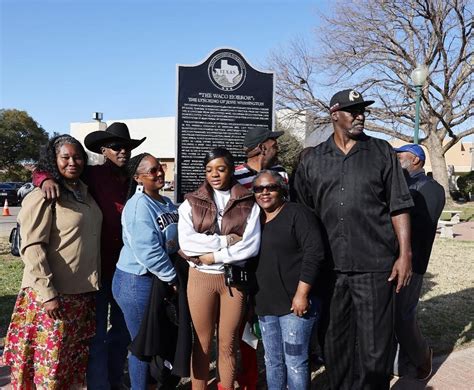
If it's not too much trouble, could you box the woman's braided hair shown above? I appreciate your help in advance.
[125,153,152,200]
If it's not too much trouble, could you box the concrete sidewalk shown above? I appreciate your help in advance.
[390,346,474,389]
[450,220,474,240]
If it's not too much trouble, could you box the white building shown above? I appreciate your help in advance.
[70,117,176,182]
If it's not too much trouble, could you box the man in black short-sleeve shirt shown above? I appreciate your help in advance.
[295,89,414,390]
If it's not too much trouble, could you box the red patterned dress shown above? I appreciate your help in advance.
[1,183,102,389]
[1,288,95,389]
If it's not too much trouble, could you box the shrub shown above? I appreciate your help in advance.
[456,171,474,200]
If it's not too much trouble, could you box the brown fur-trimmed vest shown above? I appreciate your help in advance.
[185,180,255,235]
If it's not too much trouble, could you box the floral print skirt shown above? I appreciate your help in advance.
[1,288,95,390]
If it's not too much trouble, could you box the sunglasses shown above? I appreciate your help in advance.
[137,167,162,177]
[341,108,371,117]
[253,184,281,194]
[104,143,131,151]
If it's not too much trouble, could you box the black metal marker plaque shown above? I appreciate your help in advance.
[176,48,274,202]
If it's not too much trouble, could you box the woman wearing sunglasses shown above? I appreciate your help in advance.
[252,170,326,390]
[178,147,261,390]
[112,153,179,389]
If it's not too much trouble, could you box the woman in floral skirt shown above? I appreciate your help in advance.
[1,135,102,389]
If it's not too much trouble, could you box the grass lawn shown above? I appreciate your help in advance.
[419,238,474,354]
[0,235,472,387]
[0,239,23,344]
[441,201,474,221]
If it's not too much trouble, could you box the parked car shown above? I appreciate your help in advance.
[6,182,26,190]
[0,183,19,206]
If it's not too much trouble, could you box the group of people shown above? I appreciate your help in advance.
[1,88,445,390]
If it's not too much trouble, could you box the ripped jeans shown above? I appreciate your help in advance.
[258,298,320,390]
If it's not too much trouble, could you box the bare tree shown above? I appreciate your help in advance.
[270,0,473,196]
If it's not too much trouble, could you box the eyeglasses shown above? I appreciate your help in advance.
[253,184,281,194]
[104,143,131,151]
[137,167,161,177]
[341,108,370,117]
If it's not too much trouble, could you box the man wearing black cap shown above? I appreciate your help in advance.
[33,122,146,389]
[233,127,287,390]
[295,89,414,389]
[393,144,445,381]
[234,127,288,189]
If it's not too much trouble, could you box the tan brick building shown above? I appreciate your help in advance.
[389,139,473,175]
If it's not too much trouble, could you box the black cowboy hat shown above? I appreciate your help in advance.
[84,122,146,153]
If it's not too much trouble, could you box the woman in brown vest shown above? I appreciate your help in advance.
[178,147,261,390]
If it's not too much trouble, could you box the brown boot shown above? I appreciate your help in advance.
[416,347,433,381]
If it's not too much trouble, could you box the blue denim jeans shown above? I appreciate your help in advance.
[112,268,153,390]
[87,278,130,389]
[259,298,320,390]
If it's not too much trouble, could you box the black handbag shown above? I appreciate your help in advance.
[9,223,21,257]
[224,263,255,296]
[8,200,56,258]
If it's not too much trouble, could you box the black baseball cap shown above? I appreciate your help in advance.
[243,127,284,149]
[329,89,375,113]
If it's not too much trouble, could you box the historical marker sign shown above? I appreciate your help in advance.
[176,47,274,202]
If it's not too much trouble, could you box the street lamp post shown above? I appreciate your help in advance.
[410,65,429,144]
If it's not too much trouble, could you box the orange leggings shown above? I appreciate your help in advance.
[187,267,245,390]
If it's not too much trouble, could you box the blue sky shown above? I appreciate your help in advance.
[1,0,327,134]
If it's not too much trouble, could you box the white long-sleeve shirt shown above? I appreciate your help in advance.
[178,188,261,274]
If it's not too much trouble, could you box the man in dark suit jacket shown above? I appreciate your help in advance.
[394,144,445,381]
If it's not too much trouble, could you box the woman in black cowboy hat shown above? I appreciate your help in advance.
[32,122,146,389]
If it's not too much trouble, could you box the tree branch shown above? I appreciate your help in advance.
[442,126,474,153]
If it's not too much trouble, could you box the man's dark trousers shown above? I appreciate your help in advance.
[324,272,395,390]
[394,273,429,373]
